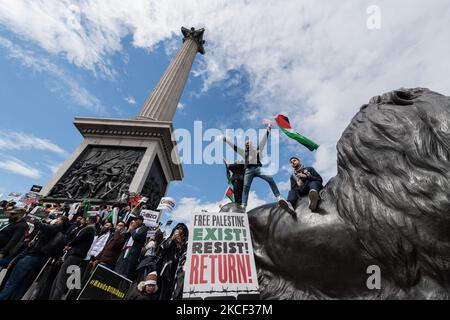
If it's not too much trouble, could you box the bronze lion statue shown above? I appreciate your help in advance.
[223,88,450,299]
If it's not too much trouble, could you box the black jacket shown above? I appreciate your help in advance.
[156,223,189,300]
[67,224,96,258]
[28,221,66,257]
[115,225,149,279]
[66,223,83,243]
[0,219,29,256]
[290,166,323,190]
[126,225,149,253]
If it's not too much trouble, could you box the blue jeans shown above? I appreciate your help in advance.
[242,166,280,207]
[0,256,13,269]
[0,255,45,300]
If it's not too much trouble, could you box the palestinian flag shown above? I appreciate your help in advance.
[223,159,235,203]
[275,114,319,151]
[224,159,233,183]
[128,193,142,207]
[225,186,235,202]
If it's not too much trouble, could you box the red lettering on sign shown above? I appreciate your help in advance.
[200,254,208,284]
[190,254,199,284]
[218,255,227,283]
[209,255,216,284]
[236,254,247,283]
[228,255,237,283]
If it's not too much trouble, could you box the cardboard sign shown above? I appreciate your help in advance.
[183,212,260,300]
[77,264,132,300]
[140,209,159,238]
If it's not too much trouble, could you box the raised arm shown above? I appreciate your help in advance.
[224,137,246,157]
[257,126,271,158]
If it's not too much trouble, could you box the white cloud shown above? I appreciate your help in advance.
[0,36,105,113]
[46,162,63,174]
[124,96,136,105]
[177,102,185,110]
[1,0,450,181]
[0,130,67,156]
[0,156,41,179]
[277,179,291,193]
[170,191,266,224]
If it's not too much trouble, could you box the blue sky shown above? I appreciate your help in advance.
[0,19,309,221]
[1,0,450,224]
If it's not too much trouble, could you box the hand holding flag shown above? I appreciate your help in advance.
[263,119,275,129]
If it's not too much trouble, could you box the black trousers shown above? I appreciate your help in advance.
[48,255,83,300]
[287,181,323,208]
[232,178,244,205]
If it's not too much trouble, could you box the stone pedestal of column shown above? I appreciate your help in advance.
[41,117,183,209]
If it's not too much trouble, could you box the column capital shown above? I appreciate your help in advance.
[181,26,206,54]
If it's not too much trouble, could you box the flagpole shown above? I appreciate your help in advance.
[156,208,164,226]
[219,159,229,207]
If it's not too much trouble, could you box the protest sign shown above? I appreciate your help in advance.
[69,203,80,215]
[24,192,42,205]
[77,264,132,300]
[157,197,176,211]
[30,185,43,193]
[140,209,159,238]
[7,192,22,202]
[112,207,119,226]
[183,211,260,300]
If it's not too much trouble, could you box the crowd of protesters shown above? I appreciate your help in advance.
[0,200,188,300]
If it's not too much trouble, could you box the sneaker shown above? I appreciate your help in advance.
[277,196,296,216]
[308,190,320,212]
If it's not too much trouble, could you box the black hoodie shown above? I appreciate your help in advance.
[156,223,188,300]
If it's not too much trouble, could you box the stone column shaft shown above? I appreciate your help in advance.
[138,27,205,121]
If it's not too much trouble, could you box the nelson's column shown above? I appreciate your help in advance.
[41,27,205,210]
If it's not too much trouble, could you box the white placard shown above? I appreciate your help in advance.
[140,209,159,238]
[183,211,259,300]
[157,197,176,211]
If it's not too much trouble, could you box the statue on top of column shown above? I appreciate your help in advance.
[181,26,206,54]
